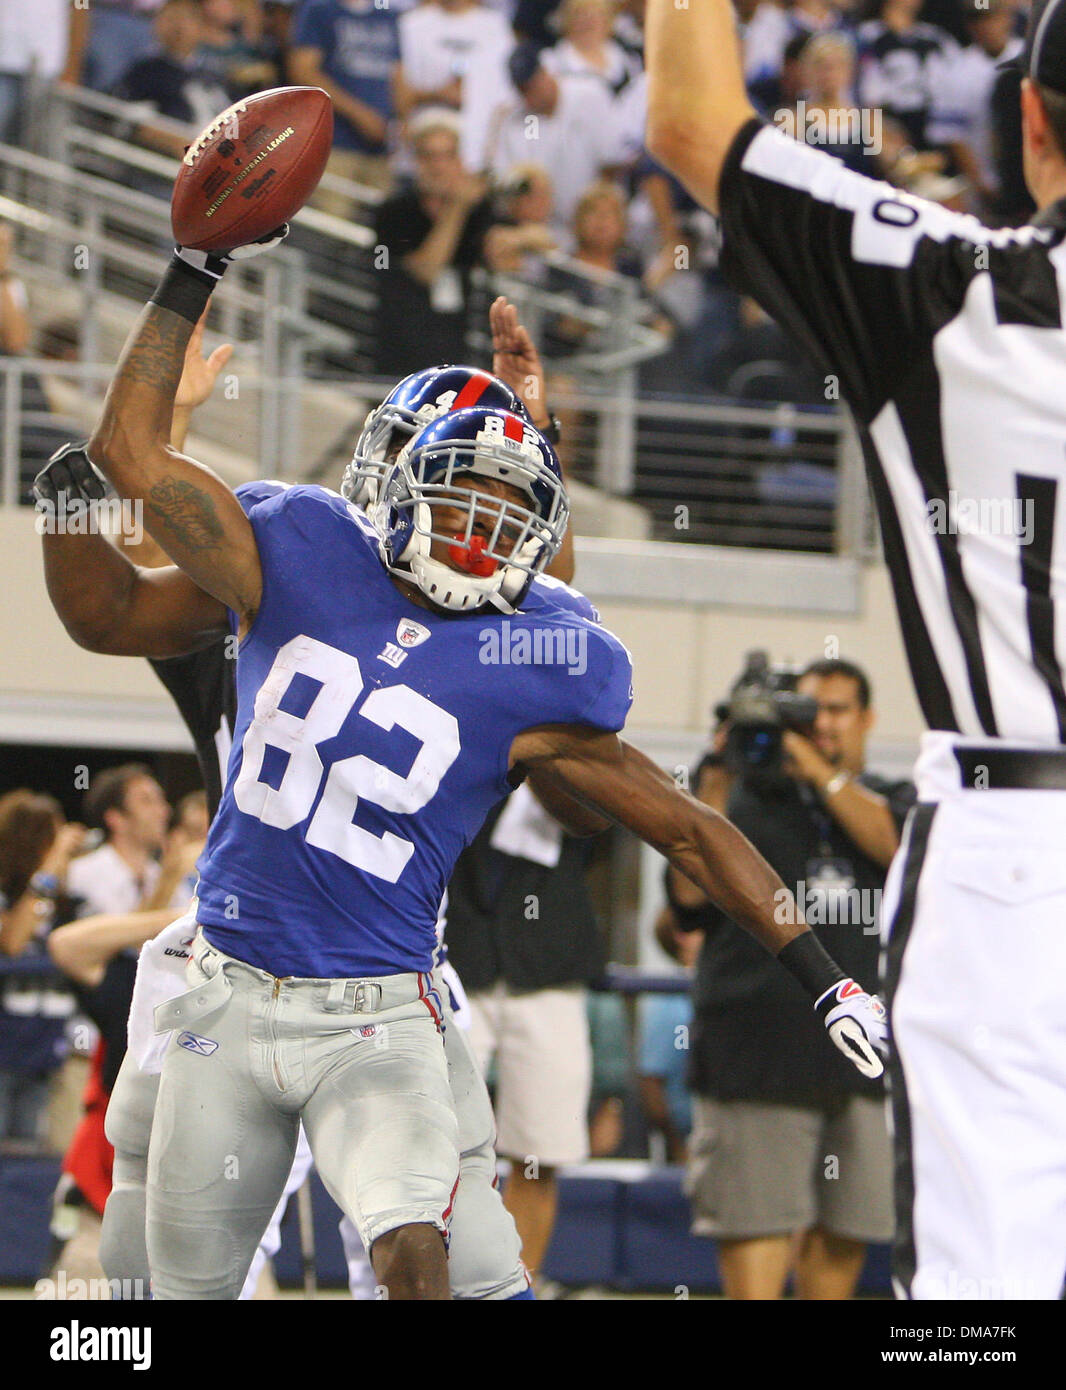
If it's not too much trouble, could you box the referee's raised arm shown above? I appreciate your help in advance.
[645,0,756,214]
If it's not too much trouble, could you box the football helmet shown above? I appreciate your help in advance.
[342,365,532,508]
[373,406,568,613]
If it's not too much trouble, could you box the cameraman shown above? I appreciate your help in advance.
[668,657,913,1300]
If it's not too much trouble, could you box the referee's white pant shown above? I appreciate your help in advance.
[882,732,1066,1300]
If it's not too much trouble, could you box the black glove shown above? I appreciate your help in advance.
[33,442,110,509]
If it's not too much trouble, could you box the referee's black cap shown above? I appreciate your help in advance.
[999,0,1066,96]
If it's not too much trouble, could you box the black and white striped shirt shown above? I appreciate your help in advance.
[718,119,1066,745]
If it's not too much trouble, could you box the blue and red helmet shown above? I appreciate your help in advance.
[374,405,568,613]
[341,365,533,508]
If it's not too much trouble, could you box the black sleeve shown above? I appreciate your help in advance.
[858,773,917,832]
[717,118,984,424]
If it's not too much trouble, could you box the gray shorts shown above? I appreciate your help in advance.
[146,931,460,1299]
[685,1093,894,1243]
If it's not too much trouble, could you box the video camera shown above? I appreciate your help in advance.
[715,650,818,776]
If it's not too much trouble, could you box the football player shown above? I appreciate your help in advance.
[76,237,885,1299]
[38,308,563,1299]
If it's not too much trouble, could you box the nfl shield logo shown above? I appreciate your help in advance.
[396,619,431,649]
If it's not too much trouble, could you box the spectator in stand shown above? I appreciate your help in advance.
[777,33,874,175]
[855,0,959,154]
[261,0,297,80]
[289,0,400,203]
[637,908,702,1164]
[66,766,168,921]
[395,0,516,176]
[44,767,185,1294]
[543,181,667,358]
[926,0,1024,216]
[196,0,280,99]
[543,0,646,157]
[47,897,201,1294]
[484,164,559,272]
[486,42,630,233]
[82,1,165,95]
[513,0,565,47]
[111,0,232,158]
[372,112,498,375]
[0,792,84,1149]
[741,0,852,110]
[0,0,87,145]
[543,0,641,92]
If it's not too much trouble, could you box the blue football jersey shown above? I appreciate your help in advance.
[195,486,633,979]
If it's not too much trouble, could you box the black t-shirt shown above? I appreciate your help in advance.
[372,190,496,376]
[112,55,227,127]
[679,770,914,1104]
[444,802,605,994]
[149,638,235,820]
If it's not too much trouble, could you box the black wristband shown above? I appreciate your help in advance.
[777,930,846,1001]
[149,254,218,325]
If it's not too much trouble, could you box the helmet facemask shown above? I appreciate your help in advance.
[341,400,440,508]
[376,426,569,614]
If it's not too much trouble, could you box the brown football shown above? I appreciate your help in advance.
[171,87,333,252]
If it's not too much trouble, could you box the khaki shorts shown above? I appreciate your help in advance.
[467,982,591,1168]
[685,1093,894,1243]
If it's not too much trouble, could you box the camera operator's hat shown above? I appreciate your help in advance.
[999,0,1066,97]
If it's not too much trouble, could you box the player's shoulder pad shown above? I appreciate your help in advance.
[526,572,601,624]
[243,481,379,542]
[235,478,290,516]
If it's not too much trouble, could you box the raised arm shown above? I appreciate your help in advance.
[48,907,178,990]
[644,0,756,215]
[512,724,798,956]
[87,256,263,628]
[510,723,887,1076]
[489,295,574,584]
[38,310,236,656]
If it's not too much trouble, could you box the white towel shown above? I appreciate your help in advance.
[489,782,564,868]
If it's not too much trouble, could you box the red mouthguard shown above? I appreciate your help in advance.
[448,534,497,577]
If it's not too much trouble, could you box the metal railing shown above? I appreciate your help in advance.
[0,354,872,557]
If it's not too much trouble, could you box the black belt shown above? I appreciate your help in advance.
[954,747,1066,790]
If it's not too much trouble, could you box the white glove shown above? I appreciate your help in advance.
[814,978,887,1079]
[175,224,289,281]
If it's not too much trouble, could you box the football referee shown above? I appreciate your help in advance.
[647,0,1066,1301]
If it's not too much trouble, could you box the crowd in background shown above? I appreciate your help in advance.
[0,0,1041,398]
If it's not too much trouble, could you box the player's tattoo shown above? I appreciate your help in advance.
[148,475,226,553]
[118,305,190,397]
